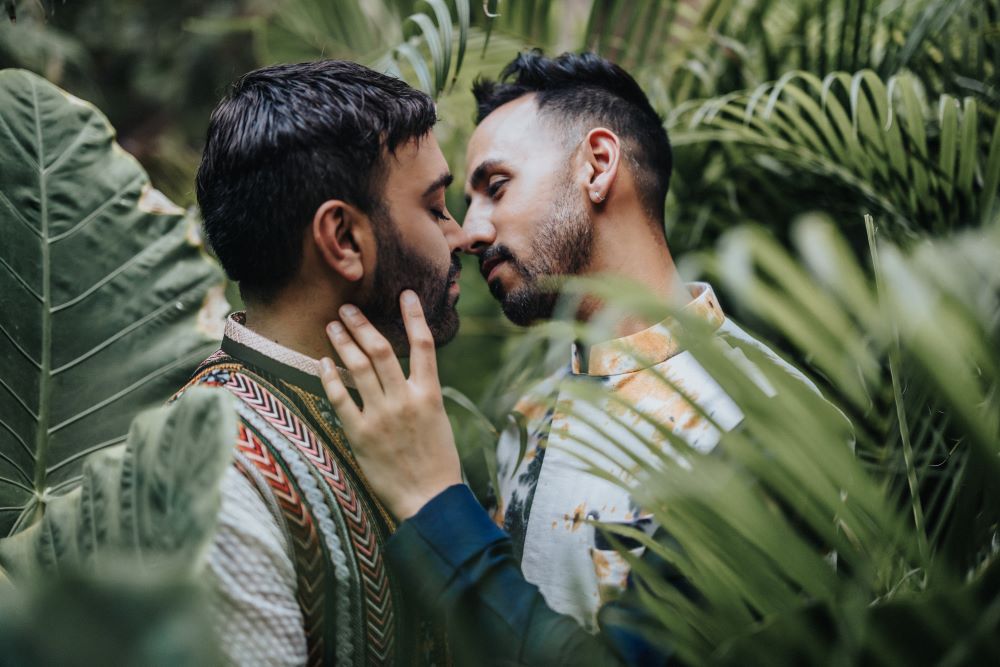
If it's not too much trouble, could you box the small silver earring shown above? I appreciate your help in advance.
[592,191,605,203]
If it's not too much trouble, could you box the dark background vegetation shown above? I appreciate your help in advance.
[2,1,998,663]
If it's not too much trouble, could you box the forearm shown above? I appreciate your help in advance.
[317,302,673,663]
[386,485,641,666]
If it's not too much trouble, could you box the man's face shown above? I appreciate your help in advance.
[463,96,594,326]
[357,133,464,354]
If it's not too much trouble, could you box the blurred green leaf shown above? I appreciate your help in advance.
[0,565,222,667]
[0,387,236,580]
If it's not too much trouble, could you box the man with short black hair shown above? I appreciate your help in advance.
[177,59,463,666]
[465,50,677,329]
[461,50,715,628]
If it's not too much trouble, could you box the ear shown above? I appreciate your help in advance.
[581,128,621,206]
[312,200,371,283]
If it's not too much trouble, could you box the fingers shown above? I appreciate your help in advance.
[400,290,439,386]
[319,356,361,429]
[325,320,385,404]
[338,304,407,395]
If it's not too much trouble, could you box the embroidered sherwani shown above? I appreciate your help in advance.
[176,313,446,666]
[495,283,817,630]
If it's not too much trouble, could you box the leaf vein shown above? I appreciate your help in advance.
[48,173,146,245]
[0,252,44,302]
[0,476,35,495]
[51,229,164,313]
[0,449,33,483]
[48,349,209,435]
[0,187,43,240]
[0,91,39,169]
[0,319,42,369]
[52,294,189,375]
[45,434,127,476]
[0,417,35,461]
[0,374,39,422]
[32,74,52,496]
[47,474,83,496]
[43,116,99,176]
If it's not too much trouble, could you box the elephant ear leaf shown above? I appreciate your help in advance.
[0,386,237,579]
[0,68,226,537]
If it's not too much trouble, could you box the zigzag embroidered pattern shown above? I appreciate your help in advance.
[234,426,328,667]
[223,371,395,665]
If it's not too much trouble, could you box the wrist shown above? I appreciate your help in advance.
[392,479,461,521]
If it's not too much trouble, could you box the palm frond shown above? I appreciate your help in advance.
[498,214,1000,663]
[668,70,1000,236]
[580,0,998,109]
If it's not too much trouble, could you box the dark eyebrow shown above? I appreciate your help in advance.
[422,172,453,198]
[468,159,505,192]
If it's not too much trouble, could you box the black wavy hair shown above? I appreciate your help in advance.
[473,50,671,226]
[196,60,437,303]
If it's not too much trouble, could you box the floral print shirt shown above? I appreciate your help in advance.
[494,282,817,630]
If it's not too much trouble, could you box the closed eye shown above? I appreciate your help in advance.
[486,178,507,200]
[430,207,452,222]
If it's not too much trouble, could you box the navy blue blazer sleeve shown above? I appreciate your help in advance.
[384,484,674,666]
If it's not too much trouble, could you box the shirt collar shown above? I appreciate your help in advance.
[221,312,354,393]
[571,282,726,377]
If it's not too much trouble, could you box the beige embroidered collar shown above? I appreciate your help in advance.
[224,312,354,388]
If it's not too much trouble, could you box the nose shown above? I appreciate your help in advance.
[443,217,469,254]
[460,203,496,255]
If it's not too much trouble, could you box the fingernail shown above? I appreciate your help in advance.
[327,321,344,338]
[401,290,418,306]
[320,357,335,375]
[340,304,359,320]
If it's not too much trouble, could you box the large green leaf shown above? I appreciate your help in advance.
[0,68,225,537]
[0,386,236,580]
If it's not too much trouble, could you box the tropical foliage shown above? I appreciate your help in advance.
[534,213,1000,664]
[1,0,998,663]
[368,0,999,662]
[0,68,232,662]
[0,567,221,666]
[0,385,235,580]
[0,69,226,538]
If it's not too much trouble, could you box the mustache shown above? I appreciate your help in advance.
[478,245,517,273]
[447,253,462,282]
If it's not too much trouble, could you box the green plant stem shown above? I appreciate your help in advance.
[865,214,930,572]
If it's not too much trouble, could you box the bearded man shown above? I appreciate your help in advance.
[176,60,464,666]
[317,52,820,665]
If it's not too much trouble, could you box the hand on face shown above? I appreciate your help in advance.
[319,290,462,520]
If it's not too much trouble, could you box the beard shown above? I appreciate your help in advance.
[481,178,594,326]
[357,208,461,355]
